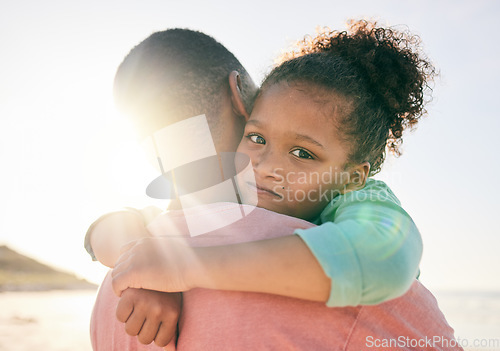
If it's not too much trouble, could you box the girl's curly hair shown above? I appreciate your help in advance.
[265,20,437,175]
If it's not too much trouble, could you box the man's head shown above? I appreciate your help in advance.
[113,28,258,153]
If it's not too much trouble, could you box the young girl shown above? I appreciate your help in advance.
[95,20,435,309]
[109,21,436,311]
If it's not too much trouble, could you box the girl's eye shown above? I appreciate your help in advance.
[291,148,314,159]
[248,134,266,145]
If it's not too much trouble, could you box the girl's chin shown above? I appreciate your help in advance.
[256,199,293,216]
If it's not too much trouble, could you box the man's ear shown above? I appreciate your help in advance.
[341,162,370,194]
[229,71,250,121]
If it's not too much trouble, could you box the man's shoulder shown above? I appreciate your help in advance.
[346,281,460,350]
[147,202,314,245]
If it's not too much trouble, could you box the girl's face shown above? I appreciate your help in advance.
[236,83,352,221]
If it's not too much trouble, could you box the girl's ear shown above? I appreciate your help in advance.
[229,71,251,121]
[342,162,370,193]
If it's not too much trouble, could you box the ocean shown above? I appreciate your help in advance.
[0,289,498,350]
[0,290,96,351]
[432,290,500,350]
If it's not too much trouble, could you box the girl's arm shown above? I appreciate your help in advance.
[112,182,421,307]
[295,179,423,307]
[86,207,161,267]
[195,235,332,301]
[111,234,331,302]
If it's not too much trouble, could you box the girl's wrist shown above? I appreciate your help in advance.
[182,245,221,291]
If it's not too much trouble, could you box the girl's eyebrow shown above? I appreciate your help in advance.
[293,133,325,149]
[246,119,262,127]
[247,119,324,149]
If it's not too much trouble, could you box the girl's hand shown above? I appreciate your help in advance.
[111,237,200,296]
[116,288,181,347]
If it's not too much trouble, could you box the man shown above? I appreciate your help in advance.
[88,28,462,350]
[88,28,257,350]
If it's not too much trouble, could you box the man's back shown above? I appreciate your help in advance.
[178,281,456,351]
[90,203,460,350]
[149,203,461,351]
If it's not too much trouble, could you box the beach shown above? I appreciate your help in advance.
[0,289,498,350]
[0,290,97,351]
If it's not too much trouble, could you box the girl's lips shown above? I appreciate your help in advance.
[247,182,283,199]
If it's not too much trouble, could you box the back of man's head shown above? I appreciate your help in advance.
[114,28,256,139]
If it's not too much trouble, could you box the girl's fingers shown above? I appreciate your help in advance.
[137,317,162,345]
[123,309,146,337]
[154,321,176,348]
[115,289,135,323]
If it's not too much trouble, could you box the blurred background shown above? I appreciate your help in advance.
[1,0,499,350]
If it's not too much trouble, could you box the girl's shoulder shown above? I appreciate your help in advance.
[342,178,400,205]
[319,178,402,222]
[358,178,400,202]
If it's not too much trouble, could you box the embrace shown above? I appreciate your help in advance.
[85,20,463,351]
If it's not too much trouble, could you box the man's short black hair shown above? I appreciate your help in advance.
[114,28,256,139]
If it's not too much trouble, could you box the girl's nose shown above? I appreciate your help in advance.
[252,149,282,180]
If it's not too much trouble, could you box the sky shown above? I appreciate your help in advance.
[1,0,499,293]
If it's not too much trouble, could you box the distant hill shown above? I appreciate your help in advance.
[0,245,97,291]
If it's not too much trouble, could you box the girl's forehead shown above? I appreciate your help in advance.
[250,83,349,151]
[254,82,347,125]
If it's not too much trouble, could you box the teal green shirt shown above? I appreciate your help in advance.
[295,178,422,307]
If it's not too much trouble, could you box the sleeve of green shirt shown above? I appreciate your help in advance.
[294,179,422,307]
